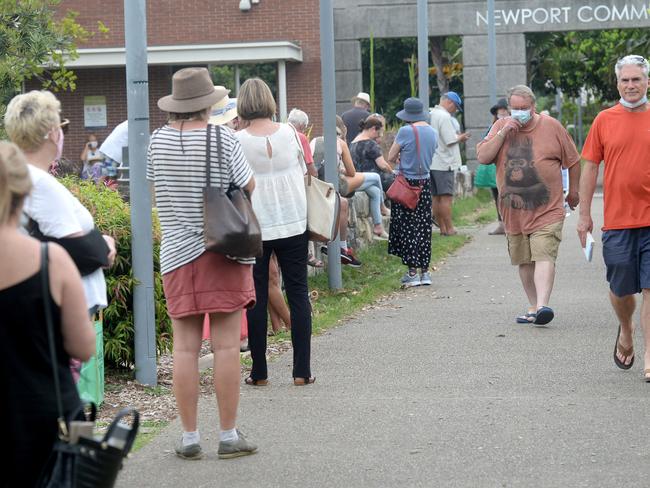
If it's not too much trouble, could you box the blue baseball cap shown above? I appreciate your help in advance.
[445,91,463,112]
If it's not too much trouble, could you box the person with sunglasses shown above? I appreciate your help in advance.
[579,55,650,379]
[5,90,116,333]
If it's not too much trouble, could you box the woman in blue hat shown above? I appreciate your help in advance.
[387,97,438,287]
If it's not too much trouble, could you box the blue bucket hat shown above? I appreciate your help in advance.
[396,97,428,122]
[445,91,463,112]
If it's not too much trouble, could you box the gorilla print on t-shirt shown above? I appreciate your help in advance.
[500,136,550,210]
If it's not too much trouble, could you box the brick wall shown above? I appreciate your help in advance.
[28,66,171,162]
[44,0,323,160]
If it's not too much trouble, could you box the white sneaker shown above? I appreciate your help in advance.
[401,272,421,288]
[420,272,432,286]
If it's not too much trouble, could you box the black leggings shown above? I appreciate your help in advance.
[247,231,312,380]
[491,187,502,222]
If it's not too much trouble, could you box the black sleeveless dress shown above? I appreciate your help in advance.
[0,270,81,487]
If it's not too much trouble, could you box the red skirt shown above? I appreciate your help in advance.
[162,251,255,319]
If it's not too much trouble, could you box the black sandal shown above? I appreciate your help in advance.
[614,325,634,370]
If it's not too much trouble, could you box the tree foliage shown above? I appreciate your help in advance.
[527,29,650,100]
[0,0,95,121]
[360,36,463,122]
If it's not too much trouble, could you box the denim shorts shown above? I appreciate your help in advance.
[602,227,650,297]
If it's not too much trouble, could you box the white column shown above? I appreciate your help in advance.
[234,65,241,96]
[278,60,287,121]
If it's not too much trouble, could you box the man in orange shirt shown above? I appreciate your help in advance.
[579,55,650,380]
[477,85,581,326]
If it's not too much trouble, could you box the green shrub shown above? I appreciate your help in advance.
[59,177,172,369]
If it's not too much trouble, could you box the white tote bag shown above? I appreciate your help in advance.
[304,173,341,242]
[289,124,341,243]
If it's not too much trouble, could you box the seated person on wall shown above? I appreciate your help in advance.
[310,134,361,268]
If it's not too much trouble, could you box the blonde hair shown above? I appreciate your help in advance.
[4,90,61,153]
[237,78,276,121]
[0,141,32,225]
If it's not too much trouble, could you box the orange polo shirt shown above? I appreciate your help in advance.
[582,104,650,230]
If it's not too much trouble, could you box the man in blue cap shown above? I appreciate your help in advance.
[429,91,471,236]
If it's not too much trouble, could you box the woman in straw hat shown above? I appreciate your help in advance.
[387,97,438,288]
[148,67,257,460]
[236,77,315,386]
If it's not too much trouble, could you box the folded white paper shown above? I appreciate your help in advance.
[583,232,595,262]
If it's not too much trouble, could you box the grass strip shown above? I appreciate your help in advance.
[269,189,496,341]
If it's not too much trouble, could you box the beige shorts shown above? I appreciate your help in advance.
[507,220,564,265]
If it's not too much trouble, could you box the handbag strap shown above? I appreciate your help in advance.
[205,124,226,191]
[40,242,68,438]
[411,124,425,179]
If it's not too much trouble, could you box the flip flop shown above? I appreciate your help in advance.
[516,312,537,324]
[644,369,650,382]
[534,306,554,325]
[614,324,634,370]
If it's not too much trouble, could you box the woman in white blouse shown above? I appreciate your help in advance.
[236,78,315,386]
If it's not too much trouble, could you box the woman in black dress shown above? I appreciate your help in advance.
[0,141,94,487]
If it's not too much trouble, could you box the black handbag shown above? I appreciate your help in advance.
[38,243,139,488]
[203,124,262,258]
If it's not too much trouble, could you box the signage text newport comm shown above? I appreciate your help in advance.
[476,2,650,26]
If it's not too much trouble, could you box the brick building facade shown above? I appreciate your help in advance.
[31,1,323,162]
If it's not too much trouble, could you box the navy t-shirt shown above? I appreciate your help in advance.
[341,107,370,144]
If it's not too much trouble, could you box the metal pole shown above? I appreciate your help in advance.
[417,0,429,110]
[235,65,241,95]
[124,0,157,385]
[319,0,342,289]
[556,88,563,123]
[278,60,287,121]
[487,0,497,106]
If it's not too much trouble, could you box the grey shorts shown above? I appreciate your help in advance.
[430,170,455,196]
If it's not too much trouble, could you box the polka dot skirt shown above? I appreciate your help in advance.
[388,178,432,269]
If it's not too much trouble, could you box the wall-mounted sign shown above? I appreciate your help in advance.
[476,2,650,27]
[84,96,107,128]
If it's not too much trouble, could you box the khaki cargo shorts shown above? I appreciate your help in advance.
[507,220,564,265]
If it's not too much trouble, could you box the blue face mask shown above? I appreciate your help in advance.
[511,109,532,125]
[619,95,648,109]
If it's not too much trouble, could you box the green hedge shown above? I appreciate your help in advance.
[59,177,172,369]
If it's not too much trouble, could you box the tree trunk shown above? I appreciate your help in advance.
[429,36,448,98]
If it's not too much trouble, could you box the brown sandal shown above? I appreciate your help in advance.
[244,377,268,386]
[293,377,316,386]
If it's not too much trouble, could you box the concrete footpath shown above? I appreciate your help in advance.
[118,195,650,488]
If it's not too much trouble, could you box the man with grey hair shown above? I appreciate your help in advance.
[287,108,317,177]
[579,55,650,378]
[429,91,471,236]
[476,84,580,326]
